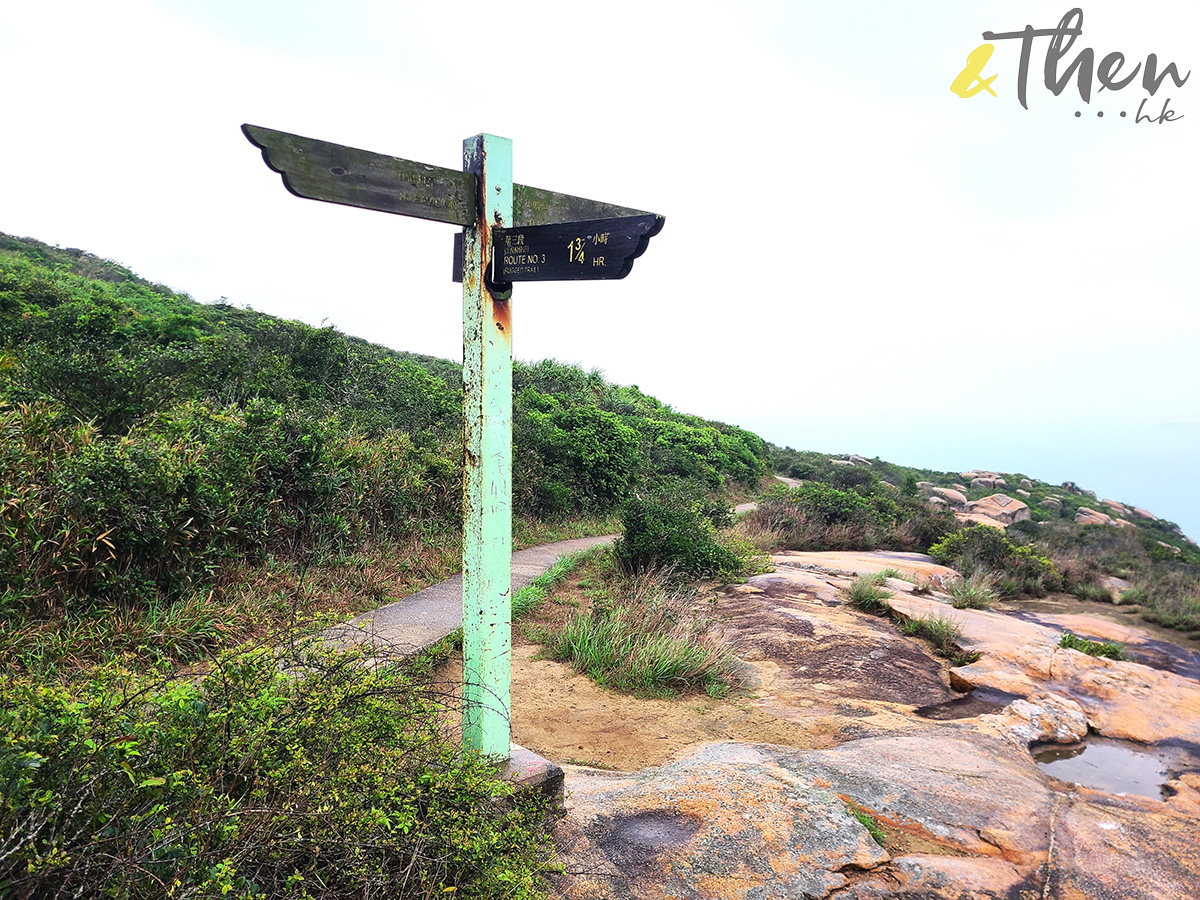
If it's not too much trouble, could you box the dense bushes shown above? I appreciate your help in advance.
[929,526,1059,596]
[1,399,459,609]
[0,239,768,615]
[748,482,955,553]
[614,482,747,579]
[0,646,552,898]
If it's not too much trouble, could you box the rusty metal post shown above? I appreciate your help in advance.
[461,133,513,757]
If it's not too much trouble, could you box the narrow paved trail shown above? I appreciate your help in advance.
[325,534,616,655]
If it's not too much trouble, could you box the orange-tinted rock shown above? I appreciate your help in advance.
[1133,506,1158,521]
[552,745,888,900]
[1048,794,1200,899]
[1102,499,1130,516]
[1075,507,1114,526]
[836,856,1036,899]
[965,493,1030,525]
[885,595,1200,745]
[955,512,1008,529]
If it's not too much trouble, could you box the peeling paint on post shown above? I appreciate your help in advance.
[461,134,513,757]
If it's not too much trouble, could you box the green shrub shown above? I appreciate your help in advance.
[948,571,998,609]
[929,526,1060,590]
[0,647,552,898]
[613,484,743,579]
[1058,631,1127,660]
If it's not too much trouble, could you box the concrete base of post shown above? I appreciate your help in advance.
[503,743,565,816]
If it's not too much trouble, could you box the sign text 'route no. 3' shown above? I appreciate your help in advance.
[243,124,663,760]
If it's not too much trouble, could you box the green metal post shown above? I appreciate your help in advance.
[461,133,514,757]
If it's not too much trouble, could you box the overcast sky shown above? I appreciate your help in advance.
[2,1,1197,537]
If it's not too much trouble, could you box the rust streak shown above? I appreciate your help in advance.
[490,298,511,334]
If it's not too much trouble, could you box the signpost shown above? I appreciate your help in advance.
[244,125,663,759]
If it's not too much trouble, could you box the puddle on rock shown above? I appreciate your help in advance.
[914,687,1021,721]
[1032,736,1200,800]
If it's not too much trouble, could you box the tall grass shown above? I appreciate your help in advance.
[847,575,892,614]
[541,567,737,697]
[947,571,998,609]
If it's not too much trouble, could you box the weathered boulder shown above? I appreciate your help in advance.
[979,693,1090,748]
[884,593,1200,745]
[1133,506,1158,521]
[1062,481,1083,495]
[1102,499,1131,517]
[916,481,935,492]
[928,496,947,508]
[971,476,1007,489]
[552,745,888,900]
[1076,507,1114,527]
[879,481,896,490]
[849,454,872,467]
[1019,479,1033,491]
[965,493,1030,525]
[1041,497,1062,512]
[1016,489,1031,498]
[1116,518,1135,528]
[952,483,967,492]
[1157,541,1183,556]
[831,459,853,467]
[930,487,968,508]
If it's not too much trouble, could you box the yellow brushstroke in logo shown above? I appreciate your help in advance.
[951,43,999,98]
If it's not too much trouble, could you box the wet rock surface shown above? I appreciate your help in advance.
[549,551,1200,899]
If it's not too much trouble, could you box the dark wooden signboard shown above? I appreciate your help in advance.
[242,124,656,228]
[452,214,663,284]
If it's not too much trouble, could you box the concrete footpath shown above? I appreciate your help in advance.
[325,534,616,656]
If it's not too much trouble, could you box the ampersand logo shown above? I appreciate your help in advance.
[951,44,999,98]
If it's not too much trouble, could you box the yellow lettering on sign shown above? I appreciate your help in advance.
[593,257,605,267]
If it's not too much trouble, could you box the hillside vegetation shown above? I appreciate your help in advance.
[760,447,1200,634]
[0,232,767,897]
[3,231,1197,897]
[0,231,766,664]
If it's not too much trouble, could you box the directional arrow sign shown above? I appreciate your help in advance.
[243,124,655,227]
[451,214,663,284]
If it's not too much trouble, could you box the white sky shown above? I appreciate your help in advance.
[2,1,1197,536]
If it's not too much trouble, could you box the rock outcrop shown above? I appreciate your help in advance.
[979,692,1090,748]
[1041,497,1062,512]
[964,493,1030,525]
[552,745,889,900]
[1019,478,1033,490]
[921,485,968,508]
[971,476,1007,489]
[1075,507,1115,527]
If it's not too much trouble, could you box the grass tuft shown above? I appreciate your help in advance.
[1058,631,1127,660]
[847,575,892,614]
[541,564,738,698]
[512,547,604,619]
[948,571,998,609]
[899,614,963,657]
[845,800,886,846]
